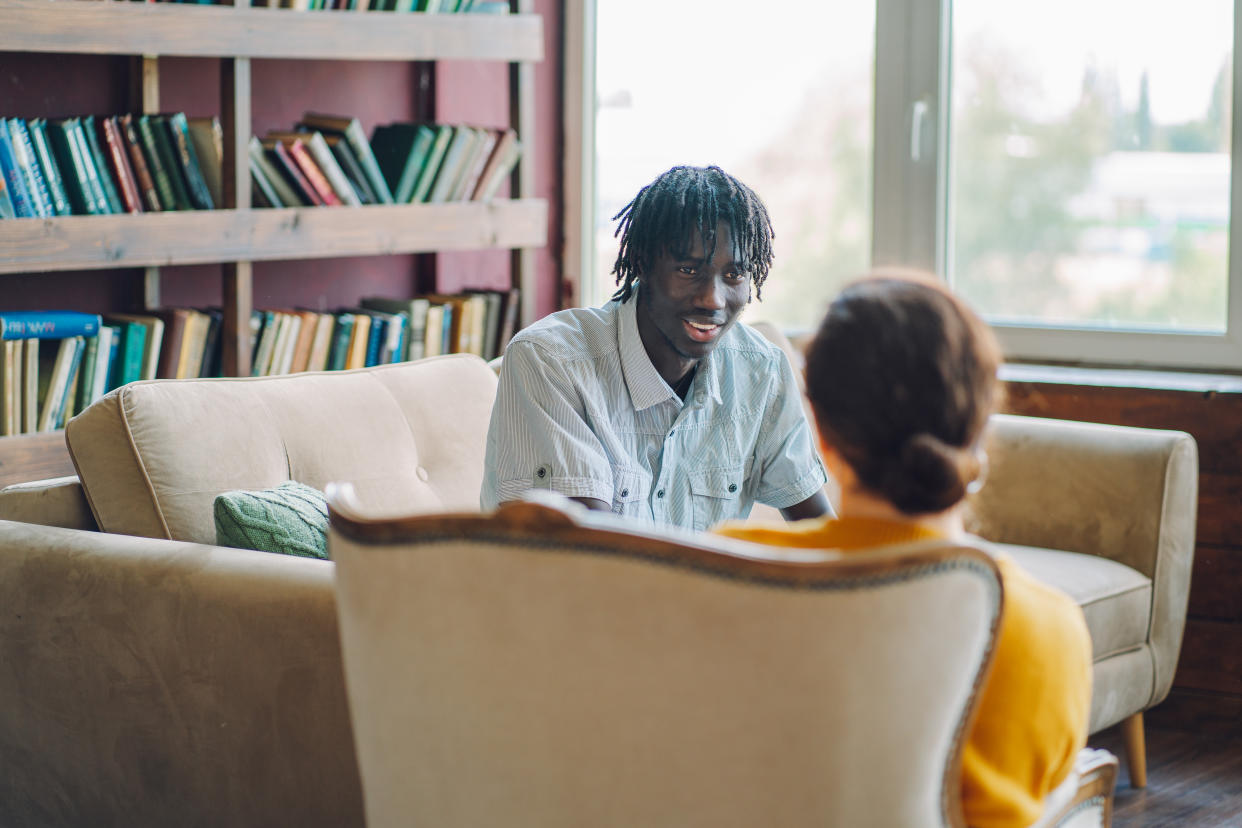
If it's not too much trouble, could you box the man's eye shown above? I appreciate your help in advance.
[725,271,749,283]
[677,266,697,276]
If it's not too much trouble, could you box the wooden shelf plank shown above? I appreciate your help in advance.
[0,0,543,62]
[0,200,548,274]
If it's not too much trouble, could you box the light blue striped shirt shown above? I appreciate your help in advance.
[481,294,827,530]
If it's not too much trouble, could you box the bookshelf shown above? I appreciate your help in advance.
[0,0,547,378]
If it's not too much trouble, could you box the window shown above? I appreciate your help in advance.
[583,0,875,333]
[579,0,1242,370]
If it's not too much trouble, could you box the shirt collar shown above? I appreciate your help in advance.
[617,288,725,411]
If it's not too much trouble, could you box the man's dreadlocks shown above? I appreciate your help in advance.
[609,165,774,303]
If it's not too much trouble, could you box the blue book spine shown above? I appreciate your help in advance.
[8,119,53,218]
[0,310,103,340]
[364,315,384,367]
[0,123,35,218]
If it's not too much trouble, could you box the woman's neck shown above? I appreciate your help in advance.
[835,487,966,538]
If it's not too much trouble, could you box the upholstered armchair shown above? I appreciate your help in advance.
[328,494,1116,828]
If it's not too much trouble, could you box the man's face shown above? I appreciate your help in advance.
[635,221,752,379]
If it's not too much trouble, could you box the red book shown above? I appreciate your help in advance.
[282,138,342,207]
[118,114,162,211]
[263,139,324,207]
[101,116,143,214]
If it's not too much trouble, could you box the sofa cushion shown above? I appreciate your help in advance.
[0,475,98,531]
[215,480,329,559]
[995,543,1152,662]
[65,354,498,545]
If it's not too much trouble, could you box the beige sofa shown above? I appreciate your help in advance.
[0,352,1196,826]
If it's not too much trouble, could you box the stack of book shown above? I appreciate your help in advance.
[247,0,510,11]
[248,112,522,209]
[0,113,221,219]
[0,290,518,432]
[248,288,518,376]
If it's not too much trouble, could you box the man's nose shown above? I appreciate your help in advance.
[695,276,726,310]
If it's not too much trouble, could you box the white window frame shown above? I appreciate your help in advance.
[573,0,1242,370]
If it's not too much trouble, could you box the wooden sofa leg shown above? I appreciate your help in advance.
[1122,712,1147,788]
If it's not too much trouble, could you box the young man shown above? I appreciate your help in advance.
[481,165,830,529]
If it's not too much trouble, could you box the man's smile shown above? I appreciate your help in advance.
[683,318,723,342]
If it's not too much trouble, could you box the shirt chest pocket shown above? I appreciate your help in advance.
[689,467,745,531]
[611,469,650,517]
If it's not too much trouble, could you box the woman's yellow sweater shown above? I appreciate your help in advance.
[713,515,1093,828]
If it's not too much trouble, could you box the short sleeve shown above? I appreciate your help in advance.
[751,348,828,509]
[480,339,615,509]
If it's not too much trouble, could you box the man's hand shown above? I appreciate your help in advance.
[780,489,831,522]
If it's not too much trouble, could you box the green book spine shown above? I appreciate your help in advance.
[137,115,189,211]
[6,119,53,218]
[410,125,454,203]
[396,126,435,203]
[26,119,71,216]
[108,322,147,389]
[164,113,215,210]
[45,118,97,215]
[80,116,125,214]
[68,118,112,214]
[74,334,99,416]
[327,313,355,371]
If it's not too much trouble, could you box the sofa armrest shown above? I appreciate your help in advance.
[0,476,98,531]
[966,413,1198,704]
[0,520,363,827]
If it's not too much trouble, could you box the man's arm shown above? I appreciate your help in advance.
[780,489,831,522]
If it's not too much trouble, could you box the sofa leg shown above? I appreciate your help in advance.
[1121,712,1147,788]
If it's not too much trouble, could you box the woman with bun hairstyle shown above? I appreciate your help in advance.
[714,272,1093,828]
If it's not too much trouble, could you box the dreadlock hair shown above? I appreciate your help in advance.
[609,165,775,303]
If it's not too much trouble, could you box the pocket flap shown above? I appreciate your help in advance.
[689,468,743,499]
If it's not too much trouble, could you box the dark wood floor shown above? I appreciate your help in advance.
[1089,724,1242,827]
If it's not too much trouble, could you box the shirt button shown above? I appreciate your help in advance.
[417,466,429,482]
[620,488,629,498]
[728,483,737,493]
[536,466,547,479]
[657,489,665,499]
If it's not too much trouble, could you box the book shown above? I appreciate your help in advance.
[176,310,212,379]
[155,308,191,379]
[80,116,125,214]
[494,286,520,356]
[0,310,102,340]
[7,119,54,218]
[249,156,286,208]
[187,117,224,208]
[104,313,163,381]
[0,340,20,436]
[0,123,34,218]
[451,126,498,202]
[361,296,429,361]
[103,317,149,389]
[274,136,343,206]
[22,338,38,433]
[344,312,371,369]
[425,125,476,204]
[288,310,319,373]
[45,118,96,215]
[99,116,144,214]
[162,113,215,210]
[37,336,85,432]
[267,130,360,206]
[118,115,162,211]
[305,313,336,372]
[250,311,280,377]
[369,122,435,204]
[327,312,355,371]
[198,309,224,379]
[322,134,376,204]
[299,112,394,203]
[26,119,72,216]
[72,333,99,417]
[422,303,444,357]
[409,124,455,204]
[263,139,324,206]
[247,136,306,207]
[473,130,521,201]
[87,325,115,410]
[0,157,15,219]
[138,114,191,210]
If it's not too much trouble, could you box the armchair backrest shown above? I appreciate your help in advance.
[329,497,1003,828]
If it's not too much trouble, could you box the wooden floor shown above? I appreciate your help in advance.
[1090,724,1242,827]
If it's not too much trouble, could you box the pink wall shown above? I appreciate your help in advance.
[0,5,562,320]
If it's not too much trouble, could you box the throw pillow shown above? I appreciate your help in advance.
[213,480,329,559]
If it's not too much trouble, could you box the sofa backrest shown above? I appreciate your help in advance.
[66,354,498,544]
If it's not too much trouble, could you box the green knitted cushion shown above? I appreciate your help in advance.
[213,480,329,559]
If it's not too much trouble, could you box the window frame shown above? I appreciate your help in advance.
[575,0,1242,371]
